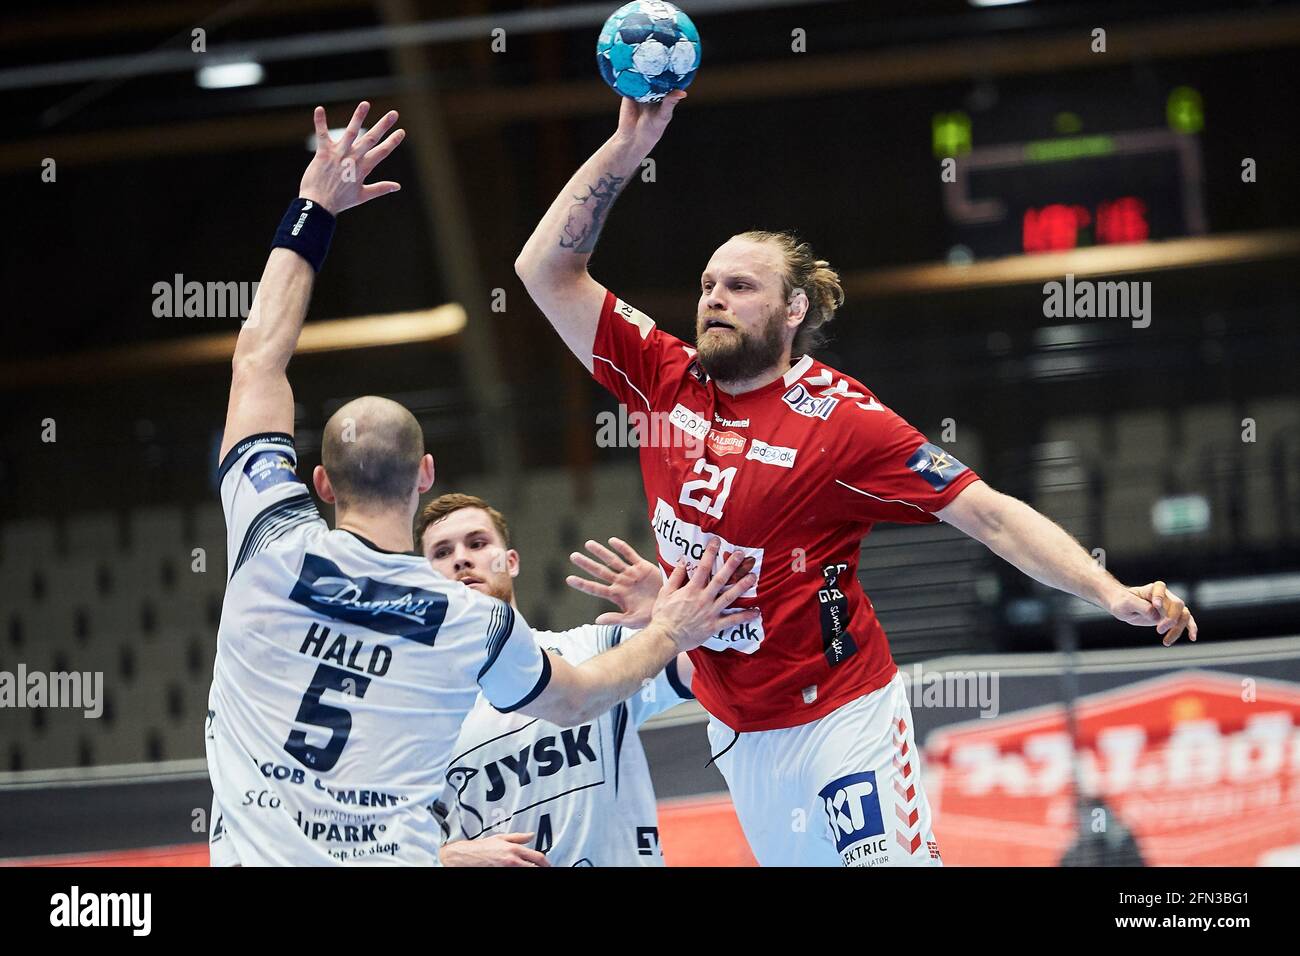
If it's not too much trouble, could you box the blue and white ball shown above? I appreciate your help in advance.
[597,1,701,103]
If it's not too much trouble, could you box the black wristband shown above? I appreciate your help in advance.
[271,197,336,272]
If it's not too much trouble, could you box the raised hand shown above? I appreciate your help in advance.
[567,537,757,629]
[649,539,758,653]
[614,90,686,159]
[300,102,404,215]
[567,537,663,628]
[1108,580,1198,646]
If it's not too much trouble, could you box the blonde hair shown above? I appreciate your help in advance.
[735,230,845,357]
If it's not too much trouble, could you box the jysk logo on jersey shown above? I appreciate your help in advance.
[289,553,448,645]
[782,383,839,420]
[820,770,885,854]
[746,439,797,469]
[905,443,968,491]
[706,430,745,457]
[244,450,297,492]
[445,723,605,839]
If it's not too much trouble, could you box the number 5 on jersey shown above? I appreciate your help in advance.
[678,459,736,519]
[284,663,371,773]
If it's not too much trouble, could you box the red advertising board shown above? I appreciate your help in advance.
[925,670,1300,866]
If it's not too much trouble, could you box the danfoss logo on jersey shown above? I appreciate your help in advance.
[782,383,839,420]
[289,554,447,645]
[925,669,1300,867]
[706,430,745,457]
[445,724,604,839]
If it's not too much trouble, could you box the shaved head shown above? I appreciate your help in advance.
[321,396,425,510]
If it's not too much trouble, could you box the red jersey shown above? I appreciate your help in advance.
[592,290,982,731]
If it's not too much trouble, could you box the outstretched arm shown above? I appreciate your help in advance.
[567,534,754,629]
[220,101,404,460]
[519,539,754,725]
[514,93,686,373]
[937,480,1198,644]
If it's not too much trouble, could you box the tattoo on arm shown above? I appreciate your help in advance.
[559,173,627,254]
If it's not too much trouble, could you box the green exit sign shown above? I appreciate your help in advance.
[1152,495,1211,536]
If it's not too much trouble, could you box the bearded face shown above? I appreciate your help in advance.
[695,237,802,384]
[694,299,789,382]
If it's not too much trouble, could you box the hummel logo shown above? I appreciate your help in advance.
[714,414,750,428]
[805,369,865,400]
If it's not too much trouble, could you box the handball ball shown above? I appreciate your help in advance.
[597,1,701,103]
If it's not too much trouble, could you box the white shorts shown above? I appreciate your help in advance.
[706,670,942,867]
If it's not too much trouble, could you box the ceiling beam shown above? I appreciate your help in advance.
[845,229,1300,298]
[0,0,367,49]
[0,304,466,389]
[609,229,1300,320]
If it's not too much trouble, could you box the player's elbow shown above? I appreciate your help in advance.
[514,249,586,294]
[230,350,280,384]
[513,241,547,283]
[513,248,533,279]
[940,480,1007,542]
[548,687,598,727]
[566,697,604,727]
[230,352,264,383]
[529,676,598,727]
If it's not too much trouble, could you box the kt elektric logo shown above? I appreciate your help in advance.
[290,554,447,645]
[820,770,885,852]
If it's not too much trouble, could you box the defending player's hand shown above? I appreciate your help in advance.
[649,538,759,652]
[300,101,405,215]
[566,537,663,627]
[567,537,757,628]
[614,89,686,159]
[440,832,551,867]
[1107,580,1198,645]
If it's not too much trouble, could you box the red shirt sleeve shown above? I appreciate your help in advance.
[590,289,694,412]
[834,399,982,524]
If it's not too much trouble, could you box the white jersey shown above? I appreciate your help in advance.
[206,433,550,866]
[435,624,692,867]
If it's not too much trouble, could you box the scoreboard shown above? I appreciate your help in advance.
[936,88,1208,259]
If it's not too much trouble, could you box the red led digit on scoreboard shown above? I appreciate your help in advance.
[1021,196,1149,253]
[1096,196,1149,244]
[1022,204,1090,252]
